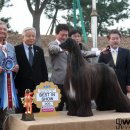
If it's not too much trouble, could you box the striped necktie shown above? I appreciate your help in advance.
[112,50,117,65]
[28,46,33,65]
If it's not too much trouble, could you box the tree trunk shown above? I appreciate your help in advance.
[49,8,58,35]
[32,13,42,46]
[49,20,56,35]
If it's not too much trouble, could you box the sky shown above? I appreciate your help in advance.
[0,0,130,35]
[0,0,66,34]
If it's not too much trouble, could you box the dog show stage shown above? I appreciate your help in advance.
[5,109,130,130]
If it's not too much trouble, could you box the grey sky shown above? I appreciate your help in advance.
[0,0,130,34]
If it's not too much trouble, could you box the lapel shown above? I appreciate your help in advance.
[32,45,39,66]
[109,47,121,67]
[116,47,121,66]
[105,51,115,67]
[110,51,115,66]
[0,43,12,58]
[55,40,68,56]
[6,43,14,57]
[20,44,39,67]
[20,44,31,67]
[0,49,5,65]
[0,48,5,59]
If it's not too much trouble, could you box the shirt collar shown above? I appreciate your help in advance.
[23,43,33,49]
[55,39,61,45]
[2,41,7,47]
[110,47,118,53]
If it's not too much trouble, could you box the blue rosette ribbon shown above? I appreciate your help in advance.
[0,56,19,110]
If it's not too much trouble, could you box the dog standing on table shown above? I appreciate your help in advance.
[60,38,130,117]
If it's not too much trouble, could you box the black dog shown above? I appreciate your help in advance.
[60,38,130,117]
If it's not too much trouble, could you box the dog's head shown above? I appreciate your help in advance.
[60,38,78,52]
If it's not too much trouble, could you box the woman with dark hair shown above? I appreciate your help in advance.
[68,29,101,62]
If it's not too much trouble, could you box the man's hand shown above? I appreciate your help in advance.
[101,45,110,54]
[0,66,3,74]
[127,86,130,92]
[12,64,19,73]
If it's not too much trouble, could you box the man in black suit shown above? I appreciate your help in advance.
[98,29,130,94]
[15,27,48,112]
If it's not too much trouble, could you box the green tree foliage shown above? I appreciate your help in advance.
[44,0,71,34]
[0,0,12,28]
[97,0,130,36]
[0,0,4,9]
[44,0,130,36]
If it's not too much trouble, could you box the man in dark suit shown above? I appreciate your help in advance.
[98,29,130,94]
[15,27,48,112]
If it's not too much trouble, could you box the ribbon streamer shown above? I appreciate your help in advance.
[0,71,19,110]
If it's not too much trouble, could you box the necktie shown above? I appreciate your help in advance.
[28,46,33,65]
[112,50,117,65]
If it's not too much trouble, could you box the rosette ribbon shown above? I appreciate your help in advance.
[0,57,19,110]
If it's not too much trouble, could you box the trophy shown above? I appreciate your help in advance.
[21,81,61,119]
[21,89,35,121]
[33,81,61,116]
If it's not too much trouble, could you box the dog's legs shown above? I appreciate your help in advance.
[95,68,130,112]
[112,82,130,112]
[76,100,93,117]
[104,67,130,112]
[67,98,77,116]
[96,97,115,111]
[95,87,115,111]
[115,94,130,112]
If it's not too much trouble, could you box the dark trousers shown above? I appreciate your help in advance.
[0,108,15,130]
[0,109,6,130]
[55,84,68,111]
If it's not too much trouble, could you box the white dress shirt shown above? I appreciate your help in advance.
[23,43,34,60]
[55,39,63,52]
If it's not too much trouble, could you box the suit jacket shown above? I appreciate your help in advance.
[98,47,130,94]
[79,43,97,62]
[81,50,97,58]
[0,42,17,98]
[48,40,68,85]
[15,43,48,97]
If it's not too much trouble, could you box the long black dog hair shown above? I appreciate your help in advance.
[60,38,130,117]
